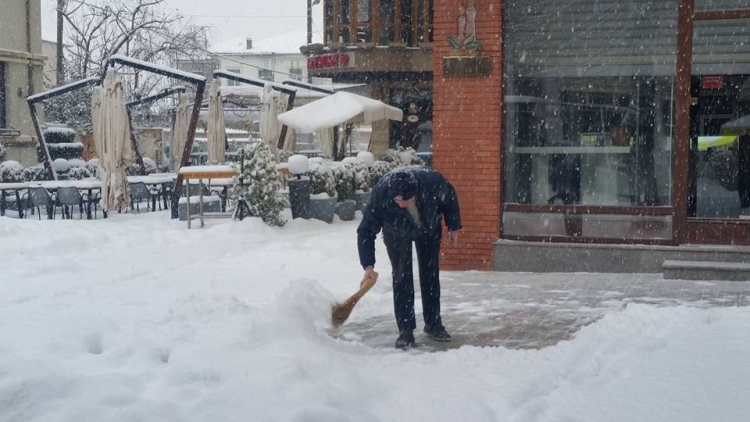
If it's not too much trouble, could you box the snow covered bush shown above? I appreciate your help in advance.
[278,149,294,163]
[369,160,398,187]
[68,166,91,180]
[0,142,6,163]
[143,157,158,174]
[85,159,100,179]
[332,162,357,201]
[231,143,286,227]
[381,146,423,166]
[349,159,371,192]
[308,161,337,197]
[0,161,24,183]
[24,165,48,182]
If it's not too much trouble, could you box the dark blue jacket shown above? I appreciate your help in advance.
[357,167,461,269]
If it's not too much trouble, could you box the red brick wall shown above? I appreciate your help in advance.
[433,0,504,270]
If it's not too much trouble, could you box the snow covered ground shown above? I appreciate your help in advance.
[2,211,750,421]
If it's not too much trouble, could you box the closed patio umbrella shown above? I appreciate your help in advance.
[92,68,134,212]
[259,83,281,156]
[172,93,191,171]
[207,79,226,164]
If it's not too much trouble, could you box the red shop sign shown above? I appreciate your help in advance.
[701,75,724,89]
[307,53,353,70]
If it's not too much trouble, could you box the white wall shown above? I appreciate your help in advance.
[217,54,307,83]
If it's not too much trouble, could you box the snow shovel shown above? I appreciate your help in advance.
[331,272,378,327]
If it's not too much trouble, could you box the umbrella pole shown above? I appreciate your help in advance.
[126,108,147,175]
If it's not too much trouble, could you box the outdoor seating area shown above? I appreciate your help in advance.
[0,173,219,220]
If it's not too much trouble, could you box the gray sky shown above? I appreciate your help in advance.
[41,0,324,45]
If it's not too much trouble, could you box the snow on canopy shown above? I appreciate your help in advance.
[277,92,403,133]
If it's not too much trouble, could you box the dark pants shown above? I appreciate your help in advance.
[383,233,442,332]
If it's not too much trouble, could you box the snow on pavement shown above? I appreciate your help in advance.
[1,212,749,421]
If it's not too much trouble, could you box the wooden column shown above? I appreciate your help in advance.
[333,0,340,42]
[372,0,381,43]
[394,0,402,42]
[672,0,694,244]
[423,0,431,42]
[350,0,358,44]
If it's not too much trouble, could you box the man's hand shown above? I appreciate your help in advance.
[446,230,460,246]
[364,266,377,281]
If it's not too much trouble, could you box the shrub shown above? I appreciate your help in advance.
[68,166,92,180]
[0,143,6,163]
[332,162,357,201]
[381,146,423,166]
[48,142,84,160]
[278,149,294,163]
[44,127,76,144]
[0,161,24,183]
[24,165,49,181]
[370,160,398,187]
[85,159,100,179]
[308,161,337,197]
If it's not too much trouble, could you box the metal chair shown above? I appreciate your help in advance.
[56,186,86,219]
[129,182,153,213]
[27,186,58,220]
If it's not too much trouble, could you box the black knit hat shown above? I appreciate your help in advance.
[388,171,418,201]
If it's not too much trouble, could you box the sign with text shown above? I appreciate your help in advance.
[308,53,355,70]
[701,75,724,90]
[0,129,21,138]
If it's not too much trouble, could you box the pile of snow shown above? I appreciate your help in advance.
[0,214,749,421]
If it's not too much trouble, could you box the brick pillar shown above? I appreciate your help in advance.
[432,0,503,270]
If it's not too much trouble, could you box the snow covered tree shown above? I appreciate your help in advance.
[47,0,209,131]
[232,143,286,227]
[0,143,6,163]
[381,146,424,166]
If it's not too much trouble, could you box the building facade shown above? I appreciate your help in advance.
[429,0,750,270]
[0,0,46,166]
[210,32,314,85]
[305,0,435,157]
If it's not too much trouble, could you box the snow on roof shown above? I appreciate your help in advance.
[210,31,322,55]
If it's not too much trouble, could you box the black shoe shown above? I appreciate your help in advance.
[395,330,415,349]
[424,324,451,342]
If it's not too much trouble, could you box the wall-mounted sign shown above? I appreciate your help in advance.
[701,75,724,90]
[0,129,22,138]
[307,53,355,70]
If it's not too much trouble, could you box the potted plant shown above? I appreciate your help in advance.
[344,156,373,211]
[307,161,337,223]
[332,162,357,221]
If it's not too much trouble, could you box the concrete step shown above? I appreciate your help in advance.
[493,239,750,273]
[663,260,750,281]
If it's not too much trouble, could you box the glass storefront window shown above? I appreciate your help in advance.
[503,0,678,209]
[689,18,750,219]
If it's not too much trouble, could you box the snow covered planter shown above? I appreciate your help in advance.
[343,157,372,211]
[307,160,337,223]
[332,162,357,221]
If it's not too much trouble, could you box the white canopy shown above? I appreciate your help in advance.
[207,79,226,164]
[277,92,403,134]
[91,68,134,212]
